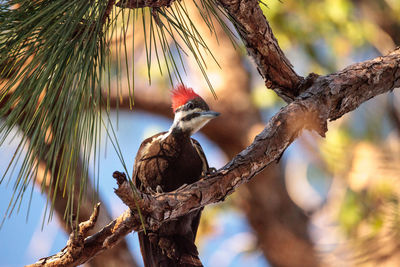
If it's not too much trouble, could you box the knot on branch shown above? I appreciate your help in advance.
[112,171,164,230]
[296,99,328,138]
[113,171,146,212]
[298,72,320,96]
[112,170,128,186]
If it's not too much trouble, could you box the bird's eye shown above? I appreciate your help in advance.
[187,102,194,109]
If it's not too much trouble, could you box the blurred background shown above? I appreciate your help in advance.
[1,0,400,266]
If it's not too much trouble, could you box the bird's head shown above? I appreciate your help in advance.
[170,84,220,136]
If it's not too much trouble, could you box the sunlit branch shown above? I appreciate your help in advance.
[215,0,303,102]
[28,48,400,267]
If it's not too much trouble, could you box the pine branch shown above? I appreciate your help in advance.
[28,48,400,267]
[115,0,303,102]
[0,0,110,222]
[0,0,295,224]
[0,91,139,267]
[116,0,176,8]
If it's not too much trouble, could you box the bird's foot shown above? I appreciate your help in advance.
[202,167,217,176]
[145,187,156,194]
[145,186,162,195]
[176,183,188,190]
[156,185,164,193]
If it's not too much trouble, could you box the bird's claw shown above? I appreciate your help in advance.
[176,183,188,190]
[146,187,157,195]
[202,167,217,176]
[156,185,164,193]
[145,185,164,195]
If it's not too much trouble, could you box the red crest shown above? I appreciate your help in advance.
[171,84,200,111]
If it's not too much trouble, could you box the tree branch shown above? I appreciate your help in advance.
[108,0,319,261]
[306,48,400,121]
[116,0,176,9]
[215,0,303,102]
[29,48,400,266]
[28,204,102,267]
[180,2,318,264]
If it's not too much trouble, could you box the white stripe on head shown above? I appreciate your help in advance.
[169,108,211,135]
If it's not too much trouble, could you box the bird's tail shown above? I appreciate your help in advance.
[138,231,203,267]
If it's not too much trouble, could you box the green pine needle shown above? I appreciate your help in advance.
[0,0,237,227]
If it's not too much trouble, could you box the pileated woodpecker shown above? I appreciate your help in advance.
[133,84,219,267]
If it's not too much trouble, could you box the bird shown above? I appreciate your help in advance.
[133,84,220,267]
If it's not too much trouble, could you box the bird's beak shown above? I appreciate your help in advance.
[199,111,220,119]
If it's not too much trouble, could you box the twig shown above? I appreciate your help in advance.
[28,204,101,267]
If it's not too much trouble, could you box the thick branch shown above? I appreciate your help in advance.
[30,48,400,266]
[215,0,303,102]
[307,48,400,120]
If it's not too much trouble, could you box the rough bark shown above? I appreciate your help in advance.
[214,0,303,102]
[107,6,400,263]
[184,2,318,265]
[28,47,400,267]
[108,13,319,265]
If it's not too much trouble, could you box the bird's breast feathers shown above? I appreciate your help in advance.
[133,132,206,192]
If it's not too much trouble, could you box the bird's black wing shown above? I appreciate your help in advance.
[132,132,167,192]
[189,138,210,240]
[191,138,210,174]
